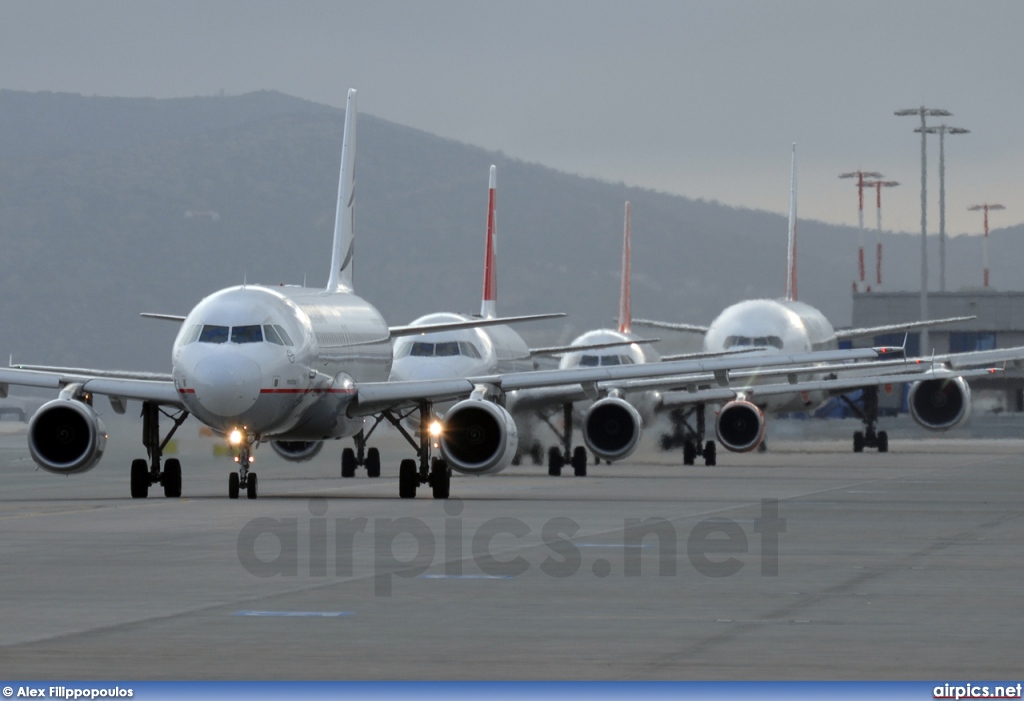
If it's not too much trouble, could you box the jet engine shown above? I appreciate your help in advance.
[270,440,324,462]
[439,399,518,475]
[715,399,766,453]
[28,398,108,474]
[907,376,971,431]
[583,396,643,461]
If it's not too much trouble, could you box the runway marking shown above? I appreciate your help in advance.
[232,611,353,617]
[577,543,653,548]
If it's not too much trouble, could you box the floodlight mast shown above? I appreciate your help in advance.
[916,125,970,292]
[861,180,900,288]
[839,170,883,291]
[968,203,1005,288]
[895,106,952,354]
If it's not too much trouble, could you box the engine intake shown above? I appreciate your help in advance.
[440,399,518,475]
[583,396,642,461]
[270,440,324,462]
[715,399,765,453]
[908,376,971,431]
[28,398,107,474]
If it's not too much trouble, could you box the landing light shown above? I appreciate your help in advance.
[229,429,244,445]
[429,421,443,438]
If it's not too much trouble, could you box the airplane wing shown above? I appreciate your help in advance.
[349,345,898,416]
[835,315,976,341]
[0,366,181,409]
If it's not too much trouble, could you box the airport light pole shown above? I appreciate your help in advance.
[916,124,970,292]
[861,180,900,289]
[839,170,883,291]
[968,203,1005,288]
[896,106,952,354]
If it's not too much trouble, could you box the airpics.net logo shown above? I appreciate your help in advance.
[236,498,786,596]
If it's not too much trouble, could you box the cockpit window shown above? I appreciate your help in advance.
[231,325,263,344]
[198,325,229,344]
[578,354,634,367]
[273,325,293,346]
[182,324,202,345]
[724,335,784,350]
[397,340,483,358]
[263,325,285,345]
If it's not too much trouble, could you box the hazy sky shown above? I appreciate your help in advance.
[2,0,1021,235]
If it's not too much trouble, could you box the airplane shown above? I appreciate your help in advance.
[0,93,921,500]
[634,145,996,461]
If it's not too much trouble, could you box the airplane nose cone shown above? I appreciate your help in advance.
[192,354,262,417]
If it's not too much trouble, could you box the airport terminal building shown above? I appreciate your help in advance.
[850,290,1024,411]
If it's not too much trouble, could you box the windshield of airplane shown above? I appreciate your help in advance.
[724,335,784,349]
[395,340,483,359]
[188,324,293,346]
[577,354,635,367]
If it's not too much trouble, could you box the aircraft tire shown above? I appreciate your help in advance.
[228,472,240,499]
[130,459,149,499]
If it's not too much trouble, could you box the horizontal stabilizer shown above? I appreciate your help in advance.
[389,312,564,338]
[632,318,710,335]
[836,315,976,342]
[140,313,187,323]
[530,338,660,357]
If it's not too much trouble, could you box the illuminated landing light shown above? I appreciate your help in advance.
[429,421,443,438]
[229,429,244,445]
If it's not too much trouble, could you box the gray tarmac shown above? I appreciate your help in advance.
[0,412,1022,680]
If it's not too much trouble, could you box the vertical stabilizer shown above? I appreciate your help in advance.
[785,144,798,302]
[327,88,357,293]
[618,201,632,333]
[480,165,498,319]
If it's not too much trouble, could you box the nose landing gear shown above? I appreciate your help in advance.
[229,446,259,499]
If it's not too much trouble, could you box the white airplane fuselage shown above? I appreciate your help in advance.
[702,298,838,412]
[557,328,662,420]
[172,284,392,440]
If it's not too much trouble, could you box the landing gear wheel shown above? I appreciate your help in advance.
[228,472,240,500]
[877,430,889,453]
[547,446,564,476]
[399,459,418,499]
[162,458,182,498]
[703,440,717,467]
[660,434,674,452]
[246,473,258,499]
[571,446,588,477]
[130,459,149,499]
[853,431,865,453]
[366,447,381,478]
[430,458,451,499]
[341,448,357,478]
[682,440,697,466]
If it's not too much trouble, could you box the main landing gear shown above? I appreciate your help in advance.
[379,401,450,499]
[540,403,590,477]
[659,404,716,466]
[839,386,889,453]
[341,428,382,478]
[130,402,190,499]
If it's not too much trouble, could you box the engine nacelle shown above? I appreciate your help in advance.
[908,376,971,431]
[715,399,766,453]
[270,440,324,462]
[440,399,518,475]
[28,398,107,474]
[583,396,643,461]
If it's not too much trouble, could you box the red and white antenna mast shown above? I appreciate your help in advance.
[839,169,882,292]
[861,179,899,289]
[968,203,1005,288]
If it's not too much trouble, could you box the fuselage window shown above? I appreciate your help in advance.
[231,325,263,344]
[198,325,230,344]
